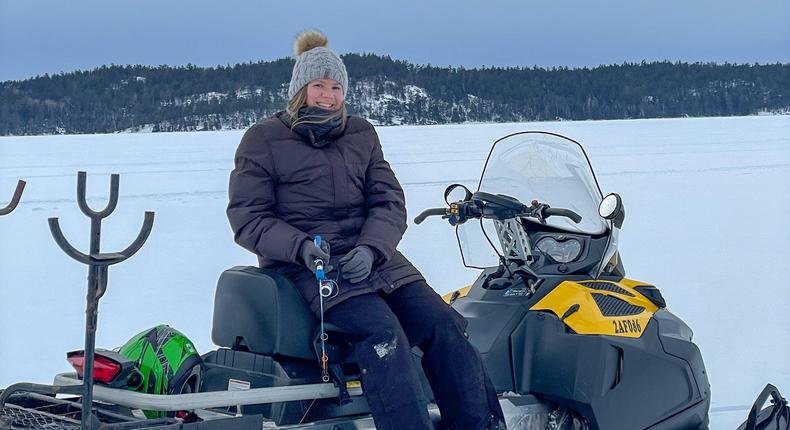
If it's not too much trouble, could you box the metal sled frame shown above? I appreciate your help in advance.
[53,373,364,412]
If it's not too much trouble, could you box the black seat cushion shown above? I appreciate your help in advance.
[211,266,317,360]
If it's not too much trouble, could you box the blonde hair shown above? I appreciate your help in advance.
[286,86,347,129]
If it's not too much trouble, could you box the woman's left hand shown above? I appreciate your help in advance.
[338,246,375,283]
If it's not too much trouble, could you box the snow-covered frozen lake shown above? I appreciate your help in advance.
[1,115,788,429]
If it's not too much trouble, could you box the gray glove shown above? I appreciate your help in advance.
[299,239,331,273]
[338,246,375,283]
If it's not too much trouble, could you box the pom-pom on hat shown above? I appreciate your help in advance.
[288,30,348,100]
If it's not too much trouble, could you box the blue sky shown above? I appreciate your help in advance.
[1,0,788,82]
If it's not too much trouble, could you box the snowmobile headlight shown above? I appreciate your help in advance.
[536,236,582,263]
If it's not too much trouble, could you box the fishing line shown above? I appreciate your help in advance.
[314,236,332,383]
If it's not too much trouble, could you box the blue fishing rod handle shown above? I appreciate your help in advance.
[314,235,325,281]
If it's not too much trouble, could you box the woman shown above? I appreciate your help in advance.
[227,30,505,430]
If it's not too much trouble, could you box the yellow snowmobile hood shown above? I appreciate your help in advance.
[530,278,659,338]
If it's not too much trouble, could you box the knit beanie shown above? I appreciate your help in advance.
[288,30,348,100]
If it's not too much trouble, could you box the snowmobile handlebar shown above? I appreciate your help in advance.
[543,207,583,224]
[470,192,582,224]
[414,208,449,224]
[414,191,583,226]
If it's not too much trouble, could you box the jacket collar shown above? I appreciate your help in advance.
[276,111,347,148]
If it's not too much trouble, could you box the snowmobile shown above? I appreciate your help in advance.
[1,132,787,430]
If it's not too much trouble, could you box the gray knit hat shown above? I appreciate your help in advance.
[288,30,348,100]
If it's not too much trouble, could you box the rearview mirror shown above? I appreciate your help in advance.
[444,184,472,205]
[599,193,621,219]
[599,193,625,228]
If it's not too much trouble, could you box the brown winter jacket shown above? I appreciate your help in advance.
[227,112,425,314]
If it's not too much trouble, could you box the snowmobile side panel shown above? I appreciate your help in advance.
[513,311,708,430]
[653,309,711,405]
[530,278,658,338]
[452,298,527,392]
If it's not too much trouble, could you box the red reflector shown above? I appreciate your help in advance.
[67,351,121,383]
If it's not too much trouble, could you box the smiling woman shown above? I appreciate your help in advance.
[225,29,506,430]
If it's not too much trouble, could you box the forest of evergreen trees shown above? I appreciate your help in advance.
[0,55,787,135]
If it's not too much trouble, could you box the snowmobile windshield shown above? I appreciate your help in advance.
[477,131,606,235]
[455,131,609,269]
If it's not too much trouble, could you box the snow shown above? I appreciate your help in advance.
[1,115,788,429]
[403,84,429,100]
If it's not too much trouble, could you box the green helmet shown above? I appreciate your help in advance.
[119,325,202,417]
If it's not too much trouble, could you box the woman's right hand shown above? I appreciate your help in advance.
[299,239,331,273]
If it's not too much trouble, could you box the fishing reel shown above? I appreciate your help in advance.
[319,279,333,298]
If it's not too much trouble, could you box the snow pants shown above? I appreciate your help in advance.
[324,280,505,430]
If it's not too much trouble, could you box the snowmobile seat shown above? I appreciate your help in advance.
[212,265,320,361]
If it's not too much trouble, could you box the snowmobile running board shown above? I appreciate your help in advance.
[53,373,364,411]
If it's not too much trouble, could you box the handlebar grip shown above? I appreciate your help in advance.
[414,208,448,224]
[544,208,583,224]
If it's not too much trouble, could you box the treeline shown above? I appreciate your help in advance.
[0,55,787,135]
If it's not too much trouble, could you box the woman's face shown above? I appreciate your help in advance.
[305,78,344,111]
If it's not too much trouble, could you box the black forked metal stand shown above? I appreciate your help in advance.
[48,171,154,430]
[0,180,26,216]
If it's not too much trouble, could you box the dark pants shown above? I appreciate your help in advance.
[324,280,504,430]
